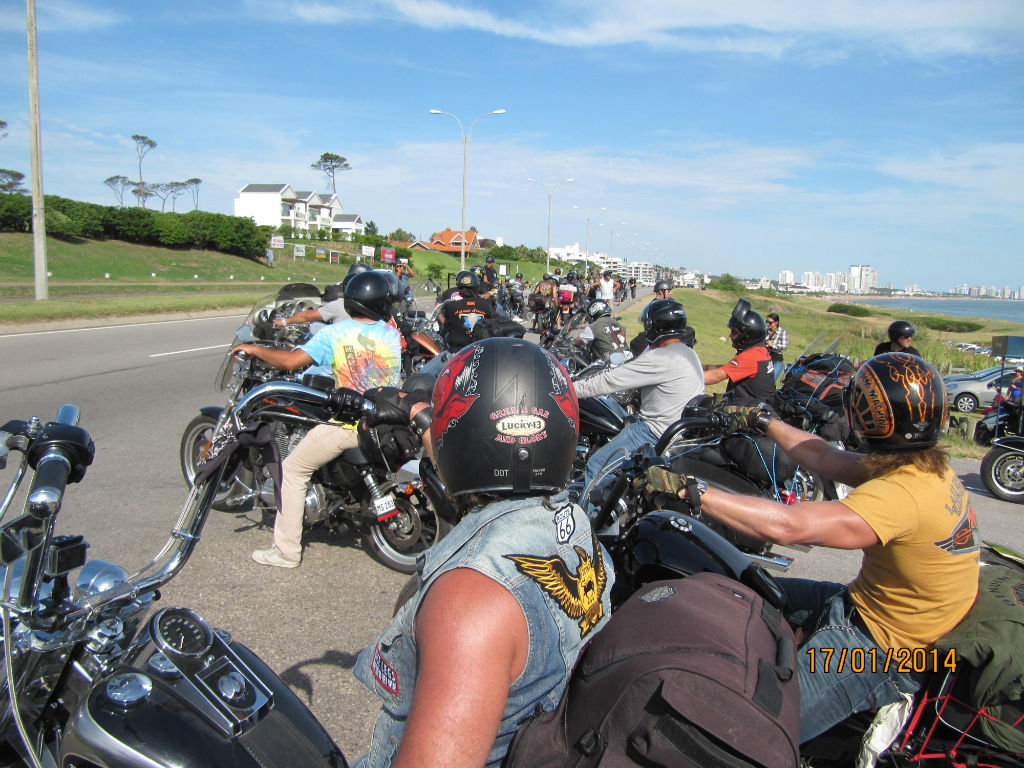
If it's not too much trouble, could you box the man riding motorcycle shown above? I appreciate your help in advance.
[573,299,628,361]
[353,338,613,768]
[232,270,403,568]
[703,298,776,405]
[573,299,704,517]
[648,352,979,742]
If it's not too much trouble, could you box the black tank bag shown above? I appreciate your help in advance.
[504,573,800,768]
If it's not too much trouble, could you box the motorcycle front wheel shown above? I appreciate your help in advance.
[981,446,1024,503]
[180,414,255,511]
[367,483,452,574]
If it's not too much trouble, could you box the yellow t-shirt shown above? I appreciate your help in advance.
[843,464,979,651]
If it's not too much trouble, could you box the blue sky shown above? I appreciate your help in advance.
[0,1,1021,292]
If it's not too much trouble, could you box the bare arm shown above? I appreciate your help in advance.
[274,308,322,327]
[231,344,314,372]
[699,489,879,550]
[394,569,528,768]
[703,365,730,385]
[762,418,867,487]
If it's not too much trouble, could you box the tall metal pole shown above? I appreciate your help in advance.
[26,0,47,300]
[545,192,552,272]
[584,216,590,273]
[429,109,506,273]
[460,133,468,271]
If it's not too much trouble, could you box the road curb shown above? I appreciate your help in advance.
[0,307,247,336]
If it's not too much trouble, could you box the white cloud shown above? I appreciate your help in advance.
[0,0,124,33]
[242,0,1024,58]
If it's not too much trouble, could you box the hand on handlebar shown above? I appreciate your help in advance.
[721,403,776,435]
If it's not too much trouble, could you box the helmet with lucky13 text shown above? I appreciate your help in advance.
[343,270,392,321]
[844,352,948,451]
[431,338,579,496]
[727,298,768,351]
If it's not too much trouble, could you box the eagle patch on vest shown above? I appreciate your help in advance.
[505,530,608,638]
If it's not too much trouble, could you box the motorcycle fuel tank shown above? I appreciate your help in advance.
[578,395,629,436]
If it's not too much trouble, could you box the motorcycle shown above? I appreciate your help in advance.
[395,308,444,376]
[180,287,327,511]
[974,397,1024,447]
[187,374,455,574]
[0,406,348,767]
[587,409,798,570]
[981,435,1024,503]
[591,482,1024,767]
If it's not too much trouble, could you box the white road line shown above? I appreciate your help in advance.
[149,344,230,358]
[0,314,245,339]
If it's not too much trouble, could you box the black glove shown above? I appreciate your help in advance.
[362,387,410,427]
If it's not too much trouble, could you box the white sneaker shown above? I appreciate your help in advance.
[252,545,299,568]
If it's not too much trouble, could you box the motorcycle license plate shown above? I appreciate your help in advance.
[374,494,400,521]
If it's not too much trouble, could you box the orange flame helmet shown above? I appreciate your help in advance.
[844,353,948,451]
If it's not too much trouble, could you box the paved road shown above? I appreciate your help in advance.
[1,298,1021,760]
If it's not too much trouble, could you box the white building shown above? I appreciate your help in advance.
[233,184,364,236]
[778,270,795,285]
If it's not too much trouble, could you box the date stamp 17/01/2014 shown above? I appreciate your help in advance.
[805,647,957,675]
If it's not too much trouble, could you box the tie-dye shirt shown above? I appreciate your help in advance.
[301,318,402,392]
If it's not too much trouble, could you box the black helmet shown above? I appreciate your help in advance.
[377,269,402,300]
[431,339,579,496]
[887,320,916,342]
[344,271,392,321]
[727,298,768,350]
[455,269,480,294]
[644,299,688,344]
[515,272,523,280]
[485,254,495,264]
[320,282,344,303]
[844,353,947,451]
[586,299,611,321]
[341,261,373,290]
[542,273,554,281]
[653,279,673,293]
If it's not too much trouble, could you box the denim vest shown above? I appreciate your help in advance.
[353,495,614,768]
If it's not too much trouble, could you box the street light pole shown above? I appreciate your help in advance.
[528,177,573,274]
[572,205,605,274]
[429,108,506,272]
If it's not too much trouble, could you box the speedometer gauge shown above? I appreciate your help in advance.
[151,607,214,659]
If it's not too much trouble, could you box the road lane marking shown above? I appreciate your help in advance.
[0,314,246,339]
[149,344,230,358]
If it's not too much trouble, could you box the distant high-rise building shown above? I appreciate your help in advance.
[779,270,794,285]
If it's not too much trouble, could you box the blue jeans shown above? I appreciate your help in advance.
[777,578,923,743]
[582,420,656,519]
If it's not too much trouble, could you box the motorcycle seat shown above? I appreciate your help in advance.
[341,446,370,466]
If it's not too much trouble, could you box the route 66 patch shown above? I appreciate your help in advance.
[553,504,576,544]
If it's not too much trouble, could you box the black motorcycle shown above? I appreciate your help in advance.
[981,435,1024,503]
[188,377,455,574]
[0,406,347,767]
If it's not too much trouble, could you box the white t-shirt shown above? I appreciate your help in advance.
[599,278,615,301]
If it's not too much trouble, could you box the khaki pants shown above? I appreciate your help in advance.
[276,423,359,560]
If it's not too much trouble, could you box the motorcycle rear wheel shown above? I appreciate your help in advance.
[180,414,255,512]
[981,446,1024,503]
[367,484,452,574]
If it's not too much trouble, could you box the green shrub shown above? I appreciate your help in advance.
[827,302,872,317]
[0,193,31,231]
[916,316,984,333]
[706,274,747,293]
[45,209,80,239]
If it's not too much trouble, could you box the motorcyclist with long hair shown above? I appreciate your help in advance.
[646,352,979,742]
[353,338,613,767]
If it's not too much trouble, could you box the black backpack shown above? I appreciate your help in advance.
[504,573,800,768]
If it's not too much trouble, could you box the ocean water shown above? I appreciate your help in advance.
[845,298,1024,325]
